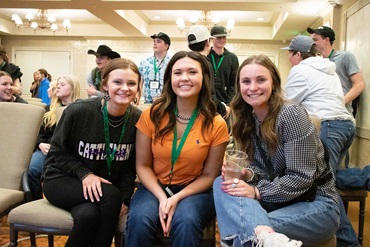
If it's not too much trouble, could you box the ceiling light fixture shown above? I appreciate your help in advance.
[12,9,71,33]
[176,10,235,34]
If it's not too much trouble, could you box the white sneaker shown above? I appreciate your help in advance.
[254,232,302,247]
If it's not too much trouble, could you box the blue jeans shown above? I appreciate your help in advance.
[125,185,215,247]
[320,120,355,174]
[320,120,363,246]
[336,165,370,190]
[213,177,340,247]
[28,150,46,200]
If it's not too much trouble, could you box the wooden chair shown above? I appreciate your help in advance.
[338,189,368,245]
[0,102,44,218]
[8,198,125,247]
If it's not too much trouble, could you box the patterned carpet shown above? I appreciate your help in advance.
[2,199,369,247]
[0,215,221,247]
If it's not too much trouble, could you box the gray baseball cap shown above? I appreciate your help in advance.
[281,35,314,52]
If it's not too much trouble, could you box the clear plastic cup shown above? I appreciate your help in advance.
[224,150,248,181]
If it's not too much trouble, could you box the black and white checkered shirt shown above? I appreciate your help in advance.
[251,103,339,204]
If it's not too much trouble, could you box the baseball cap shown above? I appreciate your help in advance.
[186,25,215,45]
[281,35,314,52]
[150,32,171,46]
[307,26,335,42]
[210,25,228,37]
[87,45,121,59]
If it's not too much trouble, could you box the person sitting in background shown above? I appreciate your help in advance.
[38,68,52,105]
[0,48,23,96]
[213,54,339,247]
[42,58,141,247]
[28,75,81,200]
[86,45,121,98]
[47,80,57,99]
[30,70,41,98]
[0,71,27,103]
[125,51,230,247]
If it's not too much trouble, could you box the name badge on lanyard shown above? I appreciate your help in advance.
[149,80,160,89]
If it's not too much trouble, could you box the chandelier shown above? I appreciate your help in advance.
[12,9,71,33]
[176,11,235,34]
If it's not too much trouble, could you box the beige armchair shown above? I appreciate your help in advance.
[0,102,45,218]
[7,104,125,247]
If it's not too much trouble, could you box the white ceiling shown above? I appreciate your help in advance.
[0,0,345,41]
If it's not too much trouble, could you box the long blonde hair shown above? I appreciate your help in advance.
[43,75,81,128]
[230,54,285,159]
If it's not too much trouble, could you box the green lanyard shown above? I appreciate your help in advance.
[94,69,101,88]
[0,62,5,70]
[102,102,130,176]
[211,54,224,77]
[153,56,164,80]
[328,49,335,59]
[170,107,198,184]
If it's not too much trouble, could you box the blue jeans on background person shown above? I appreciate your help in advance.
[213,177,340,247]
[125,184,215,247]
[320,120,363,246]
[28,150,46,200]
[320,120,355,174]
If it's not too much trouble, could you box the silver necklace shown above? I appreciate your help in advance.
[176,117,190,124]
[108,119,125,128]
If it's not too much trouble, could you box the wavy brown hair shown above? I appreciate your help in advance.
[230,54,285,159]
[150,51,216,142]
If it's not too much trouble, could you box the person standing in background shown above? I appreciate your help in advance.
[30,70,41,98]
[137,32,171,104]
[186,25,227,117]
[86,45,121,98]
[307,26,365,117]
[0,48,23,96]
[38,68,51,105]
[307,26,365,247]
[207,25,239,121]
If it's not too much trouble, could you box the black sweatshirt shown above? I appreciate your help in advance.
[42,97,141,206]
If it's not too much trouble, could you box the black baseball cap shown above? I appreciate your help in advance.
[307,26,335,42]
[210,25,228,37]
[150,32,171,46]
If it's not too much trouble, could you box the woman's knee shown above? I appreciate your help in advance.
[72,203,100,226]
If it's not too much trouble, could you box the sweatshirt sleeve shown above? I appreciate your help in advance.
[47,107,92,180]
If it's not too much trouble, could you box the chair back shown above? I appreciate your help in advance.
[0,102,45,190]
[56,106,67,124]
[27,100,47,109]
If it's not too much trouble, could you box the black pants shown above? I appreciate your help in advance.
[43,176,122,247]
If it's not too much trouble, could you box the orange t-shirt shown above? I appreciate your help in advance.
[136,108,230,185]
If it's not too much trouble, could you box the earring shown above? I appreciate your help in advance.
[134,98,138,104]
[103,91,110,101]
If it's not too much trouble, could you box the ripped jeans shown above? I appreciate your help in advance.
[213,177,339,247]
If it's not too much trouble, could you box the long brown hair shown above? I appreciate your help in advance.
[150,51,216,142]
[230,54,285,159]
